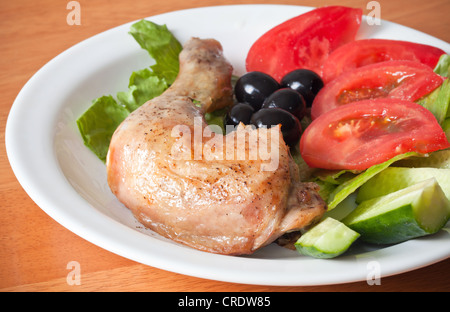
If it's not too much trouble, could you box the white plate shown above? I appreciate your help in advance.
[6,5,450,286]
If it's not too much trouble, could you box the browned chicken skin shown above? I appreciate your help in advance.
[106,38,326,255]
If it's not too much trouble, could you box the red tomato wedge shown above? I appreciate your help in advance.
[311,60,444,120]
[245,6,362,82]
[321,39,446,83]
[300,99,450,170]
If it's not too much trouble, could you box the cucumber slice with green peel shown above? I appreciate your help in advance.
[294,217,360,259]
[356,167,450,203]
[343,178,450,245]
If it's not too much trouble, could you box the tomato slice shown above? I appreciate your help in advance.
[311,60,444,120]
[322,39,446,83]
[300,99,450,170]
[245,6,362,82]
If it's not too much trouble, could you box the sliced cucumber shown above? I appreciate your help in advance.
[343,178,450,245]
[294,217,360,259]
[356,167,450,203]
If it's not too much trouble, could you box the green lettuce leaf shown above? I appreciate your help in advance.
[393,149,450,169]
[325,152,419,210]
[313,169,361,185]
[117,68,169,112]
[442,118,450,141]
[129,20,182,85]
[76,96,130,162]
[204,107,230,134]
[416,54,450,124]
[417,79,450,124]
[433,54,450,78]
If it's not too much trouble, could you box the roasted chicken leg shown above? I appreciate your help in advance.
[107,38,326,255]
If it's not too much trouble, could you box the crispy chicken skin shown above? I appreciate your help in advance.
[106,38,326,255]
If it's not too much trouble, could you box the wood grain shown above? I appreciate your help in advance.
[1,0,449,292]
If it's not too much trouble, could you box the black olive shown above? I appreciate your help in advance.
[262,88,306,121]
[250,108,302,147]
[234,71,280,111]
[280,69,324,107]
[224,103,255,131]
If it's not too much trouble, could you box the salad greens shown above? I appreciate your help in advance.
[128,21,182,85]
[437,54,450,140]
[319,152,420,210]
[117,68,169,112]
[433,53,450,78]
[392,148,450,169]
[417,54,450,141]
[77,20,181,162]
[77,95,130,162]
[443,118,450,140]
[417,54,450,125]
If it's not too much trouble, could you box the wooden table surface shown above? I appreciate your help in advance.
[1,0,449,292]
